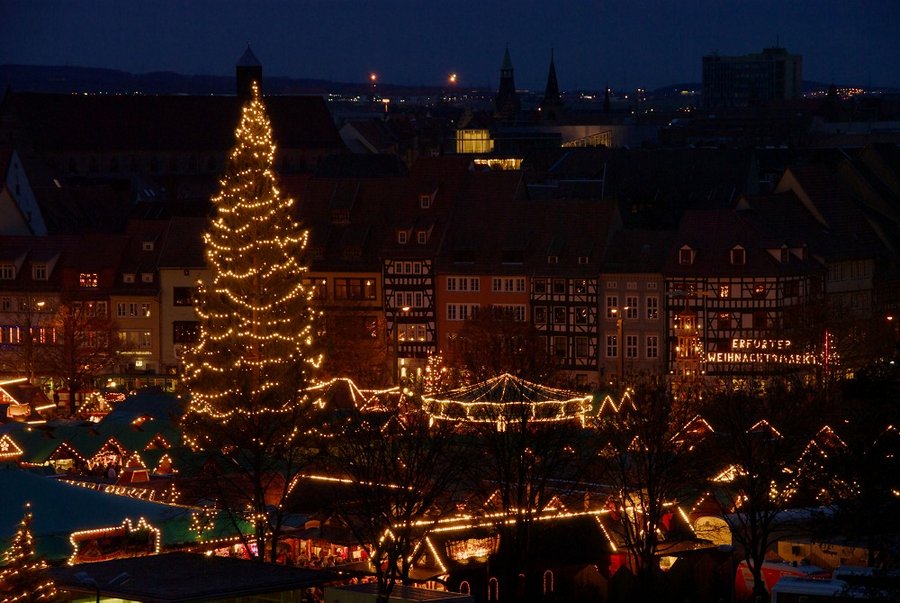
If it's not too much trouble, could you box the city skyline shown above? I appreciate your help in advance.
[2,0,899,92]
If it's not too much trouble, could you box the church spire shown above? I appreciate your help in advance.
[539,49,563,120]
[494,45,520,121]
[236,44,262,100]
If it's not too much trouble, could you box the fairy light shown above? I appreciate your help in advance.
[68,518,161,565]
[422,373,593,424]
[0,434,25,460]
[180,79,323,431]
[0,503,59,602]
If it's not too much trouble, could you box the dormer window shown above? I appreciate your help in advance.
[730,246,746,266]
[123,273,135,283]
[419,194,432,209]
[141,273,154,283]
[578,256,589,265]
[547,255,558,264]
[0,264,14,280]
[780,247,789,263]
[142,241,155,252]
[79,273,98,288]
[679,246,694,266]
[398,231,408,245]
[417,231,428,245]
[32,264,48,281]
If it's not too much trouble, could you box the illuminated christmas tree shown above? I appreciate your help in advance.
[0,505,57,603]
[181,82,322,561]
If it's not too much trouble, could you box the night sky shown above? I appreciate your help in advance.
[2,0,898,91]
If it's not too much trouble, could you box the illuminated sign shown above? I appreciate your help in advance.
[705,339,817,365]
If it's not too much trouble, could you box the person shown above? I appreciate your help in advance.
[107,464,117,482]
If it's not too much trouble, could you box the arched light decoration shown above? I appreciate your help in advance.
[421,373,593,424]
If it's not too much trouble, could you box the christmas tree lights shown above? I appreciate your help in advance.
[181,80,322,428]
[0,505,58,603]
[179,81,323,561]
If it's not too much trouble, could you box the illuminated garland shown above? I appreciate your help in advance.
[67,518,161,565]
[0,504,58,603]
[180,80,323,431]
[422,373,593,423]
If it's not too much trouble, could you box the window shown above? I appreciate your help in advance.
[626,281,637,290]
[173,287,195,306]
[173,321,199,343]
[32,264,48,280]
[446,277,457,292]
[141,303,151,318]
[493,304,526,321]
[303,278,328,300]
[626,334,638,359]
[606,281,618,289]
[647,282,658,290]
[679,246,694,265]
[543,570,555,595]
[646,335,659,359]
[0,264,15,280]
[575,306,589,324]
[574,280,588,294]
[397,231,408,244]
[398,323,427,341]
[575,336,588,358]
[782,280,800,298]
[533,279,547,294]
[491,277,526,293]
[553,307,566,324]
[447,304,479,321]
[547,255,558,264]
[717,312,732,330]
[1,298,11,312]
[752,283,767,299]
[606,334,618,358]
[731,246,746,265]
[606,296,618,318]
[578,256,589,264]
[0,326,21,344]
[553,280,566,294]
[123,273,135,283]
[753,311,768,330]
[419,194,431,209]
[719,285,730,298]
[417,231,428,244]
[646,296,659,319]
[79,273,98,287]
[142,241,155,252]
[116,303,127,318]
[554,336,567,358]
[625,297,638,319]
[534,307,547,324]
[446,304,457,321]
[141,273,154,283]
[334,278,376,300]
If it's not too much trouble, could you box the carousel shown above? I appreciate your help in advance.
[420,373,594,427]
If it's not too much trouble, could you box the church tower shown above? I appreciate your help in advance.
[538,50,564,121]
[494,46,520,121]
[236,45,263,101]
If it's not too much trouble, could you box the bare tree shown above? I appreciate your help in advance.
[697,379,818,602]
[587,381,705,603]
[449,309,556,384]
[41,300,120,415]
[324,408,466,602]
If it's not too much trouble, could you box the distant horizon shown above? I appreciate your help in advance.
[2,1,898,92]
[3,62,896,97]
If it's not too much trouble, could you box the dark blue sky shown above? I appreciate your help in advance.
[2,0,898,91]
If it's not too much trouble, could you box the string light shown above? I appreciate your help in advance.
[0,504,59,602]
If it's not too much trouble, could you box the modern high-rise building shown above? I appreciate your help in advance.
[702,47,803,109]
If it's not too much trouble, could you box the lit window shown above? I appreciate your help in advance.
[79,273,98,287]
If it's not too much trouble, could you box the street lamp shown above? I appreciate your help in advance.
[392,305,411,385]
